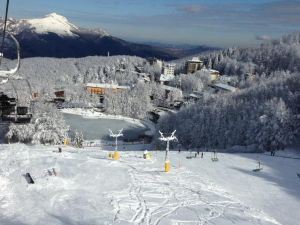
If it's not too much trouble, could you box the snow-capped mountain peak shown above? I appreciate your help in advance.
[21,13,79,37]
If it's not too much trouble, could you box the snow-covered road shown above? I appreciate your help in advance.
[0,144,299,225]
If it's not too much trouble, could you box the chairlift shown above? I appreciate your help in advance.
[0,33,33,123]
[0,33,21,82]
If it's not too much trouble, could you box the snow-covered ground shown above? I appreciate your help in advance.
[0,144,299,225]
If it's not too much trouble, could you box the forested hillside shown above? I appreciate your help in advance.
[176,33,300,77]
[159,33,300,151]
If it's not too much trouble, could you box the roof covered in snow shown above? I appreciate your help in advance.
[212,82,237,92]
[188,57,203,63]
[86,83,130,89]
[163,63,176,68]
[201,68,220,74]
[160,74,175,82]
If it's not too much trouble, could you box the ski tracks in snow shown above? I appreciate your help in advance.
[105,152,281,225]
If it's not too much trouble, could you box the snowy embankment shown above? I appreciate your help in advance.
[1,144,299,224]
[61,108,156,137]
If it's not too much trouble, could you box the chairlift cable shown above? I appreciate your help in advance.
[0,0,10,66]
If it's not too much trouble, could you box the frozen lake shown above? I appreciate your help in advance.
[63,113,149,141]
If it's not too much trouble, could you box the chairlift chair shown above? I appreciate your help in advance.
[0,33,33,123]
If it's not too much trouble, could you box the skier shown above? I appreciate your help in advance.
[201,152,204,158]
[58,147,62,153]
[197,149,200,156]
[178,148,181,153]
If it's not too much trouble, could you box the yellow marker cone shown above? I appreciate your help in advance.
[113,151,120,160]
[63,138,68,145]
[165,160,170,172]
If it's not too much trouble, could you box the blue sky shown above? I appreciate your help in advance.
[2,0,300,47]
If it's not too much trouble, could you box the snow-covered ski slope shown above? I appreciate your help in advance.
[0,144,299,225]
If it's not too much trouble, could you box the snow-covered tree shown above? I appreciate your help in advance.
[6,101,69,145]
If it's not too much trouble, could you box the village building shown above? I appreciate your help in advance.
[159,63,176,85]
[162,63,176,76]
[201,68,220,82]
[53,90,65,104]
[86,83,130,95]
[186,57,204,74]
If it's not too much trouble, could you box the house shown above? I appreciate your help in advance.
[86,83,130,95]
[53,90,65,104]
[200,68,220,82]
[210,82,237,93]
[54,90,65,98]
[186,57,204,74]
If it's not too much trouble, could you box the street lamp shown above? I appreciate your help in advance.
[159,130,178,172]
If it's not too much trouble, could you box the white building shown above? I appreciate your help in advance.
[162,63,176,76]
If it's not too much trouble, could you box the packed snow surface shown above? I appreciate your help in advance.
[0,144,299,225]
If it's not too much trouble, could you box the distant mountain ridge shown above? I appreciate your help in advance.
[0,13,217,60]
